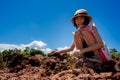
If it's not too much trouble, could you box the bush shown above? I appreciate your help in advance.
[30,49,45,56]
[110,52,120,58]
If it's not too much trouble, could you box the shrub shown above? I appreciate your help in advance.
[110,52,120,58]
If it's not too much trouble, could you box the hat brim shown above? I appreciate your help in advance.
[71,14,92,23]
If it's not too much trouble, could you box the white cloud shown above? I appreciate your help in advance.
[0,44,21,51]
[57,46,68,50]
[40,48,52,54]
[0,40,52,54]
[20,41,47,49]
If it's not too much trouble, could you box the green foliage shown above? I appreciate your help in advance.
[67,53,74,70]
[2,48,21,55]
[110,52,120,58]
[21,47,31,55]
[30,48,45,56]
[21,51,30,55]
[0,52,5,69]
[109,48,120,58]
[20,47,45,56]
[110,48,118,53]
[1,47,45,56]
[2,49,13,55]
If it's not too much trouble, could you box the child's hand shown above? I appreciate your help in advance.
[73,49,83,57]
[73,50,80,57]
[51,50,60,55]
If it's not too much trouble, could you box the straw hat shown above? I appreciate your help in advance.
[71,9,92,23]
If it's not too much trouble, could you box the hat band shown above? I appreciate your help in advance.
[75,13,88,17]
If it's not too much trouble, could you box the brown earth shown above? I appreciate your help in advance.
[0,53,120,80]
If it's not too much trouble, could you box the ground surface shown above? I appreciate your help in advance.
[0,53,120,80]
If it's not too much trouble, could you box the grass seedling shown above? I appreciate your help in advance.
[67,52,74,70]
[0,52,5,69]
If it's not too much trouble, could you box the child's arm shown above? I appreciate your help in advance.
[51,40,75,54]
[81,26,103,53]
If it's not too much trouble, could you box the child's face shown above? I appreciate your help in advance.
[75,16,84,27]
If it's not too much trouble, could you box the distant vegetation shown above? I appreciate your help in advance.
[1,47,45,56]
[110,48,120,58]
[0,47,120,57]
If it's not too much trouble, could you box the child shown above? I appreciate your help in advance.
[51,9,111,63]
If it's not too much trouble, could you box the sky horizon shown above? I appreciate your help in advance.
[0,0,120,52]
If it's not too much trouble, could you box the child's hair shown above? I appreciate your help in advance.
[73,16,90,29]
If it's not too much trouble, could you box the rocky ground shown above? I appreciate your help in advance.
[0,53,120,80]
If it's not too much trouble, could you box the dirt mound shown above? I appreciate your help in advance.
[0,53,120,80]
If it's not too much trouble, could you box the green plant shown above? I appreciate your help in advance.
[110,48,118,53]
[0,52,5,69]
[30,48,45,56]
[21,51,30,55]
[67,53,74,70]
[110,52,120,58]
[21,48,45,56]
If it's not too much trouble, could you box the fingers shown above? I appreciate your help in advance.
[73,52,79,57]
[73,50,82,57]
[51,50,56,54]
[51,51,56,55]
[51,50,60,54]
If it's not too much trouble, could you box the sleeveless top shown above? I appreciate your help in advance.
[81,22,111,62]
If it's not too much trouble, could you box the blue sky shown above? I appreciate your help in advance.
[0,0,120,51]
